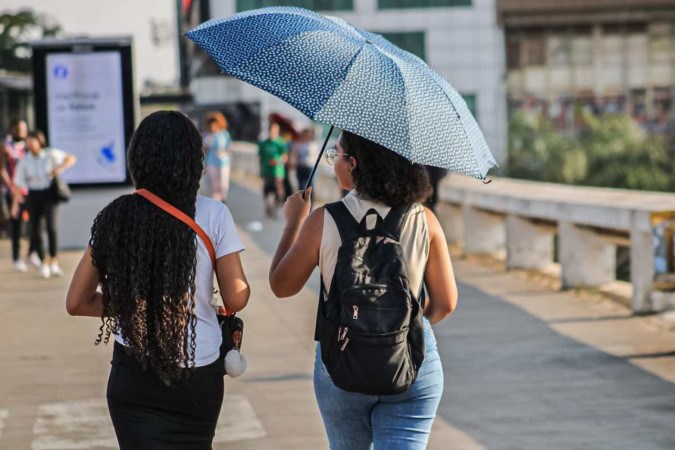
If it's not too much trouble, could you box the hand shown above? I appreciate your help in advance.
[283,187,312,228]
[10,201,19,219]
[268,160,277,167]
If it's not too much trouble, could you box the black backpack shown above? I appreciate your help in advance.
[315,201,426,395]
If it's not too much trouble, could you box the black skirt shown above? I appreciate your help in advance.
[107,341,225,450]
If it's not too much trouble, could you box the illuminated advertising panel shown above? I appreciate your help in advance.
[32,38,135,186]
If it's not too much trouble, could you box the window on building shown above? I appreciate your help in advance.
[547,33,571,67]
[378,0,471,10]
[522,30,545,66]
[236,0,353,12]
[571,35,592,66]
[506,33,521,69]
[379,32,426,61]
[462,94,477,121]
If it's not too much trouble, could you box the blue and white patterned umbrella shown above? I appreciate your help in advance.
[186,6,497,180]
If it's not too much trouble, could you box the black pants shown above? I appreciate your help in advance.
[6,191,27,261]
[26,189,58,260]
[107,342,225,450]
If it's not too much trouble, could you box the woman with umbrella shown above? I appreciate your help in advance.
[188,7,495,447]
[268,131,458,448]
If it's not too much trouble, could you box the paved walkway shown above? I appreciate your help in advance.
[1,177,675,449]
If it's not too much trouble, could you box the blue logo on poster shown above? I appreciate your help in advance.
[101,143,115,162]
[97,142,116,168]
[53,65,68,79]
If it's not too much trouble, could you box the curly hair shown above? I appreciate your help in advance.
[90,111,204,384]
[339,131,432,207]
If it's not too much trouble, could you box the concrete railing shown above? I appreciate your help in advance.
[434,176,675,313]
[231,142,675,314]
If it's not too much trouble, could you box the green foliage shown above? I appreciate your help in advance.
[0,9,61,73]
[506,110,675,192]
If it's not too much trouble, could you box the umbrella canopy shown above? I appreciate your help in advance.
[186,6,497,180]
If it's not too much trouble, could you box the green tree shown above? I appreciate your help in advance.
[0,9,61,73]
[579,111,675,191]
[506,111,587,184]
[506,109,675,192]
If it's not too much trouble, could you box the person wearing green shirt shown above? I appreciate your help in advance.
[258,122,288,218]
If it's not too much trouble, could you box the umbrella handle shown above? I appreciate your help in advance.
[303,125,334,199]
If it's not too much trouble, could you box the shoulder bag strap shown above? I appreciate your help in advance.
[134,188,233,316]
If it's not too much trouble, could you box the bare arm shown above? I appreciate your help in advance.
[269,188,321,297]
[54,152,76,176]
[215,251,250,312]
[66,246,104,317]
[0,146,11,189]
[423,207,458,324]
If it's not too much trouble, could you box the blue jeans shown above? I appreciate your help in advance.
[314,319,444,450]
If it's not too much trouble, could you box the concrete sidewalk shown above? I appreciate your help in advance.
[1,177,675,449]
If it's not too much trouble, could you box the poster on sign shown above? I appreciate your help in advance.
[46,52,126,183]
[32,38,135,186]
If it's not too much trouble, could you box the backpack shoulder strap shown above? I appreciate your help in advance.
[380,204,413,240]
[324,201,360,242]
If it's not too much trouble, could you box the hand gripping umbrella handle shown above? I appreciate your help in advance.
[303,125,334,199]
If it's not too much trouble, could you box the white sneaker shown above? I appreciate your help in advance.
[49,264,64,277]
[13,260,28,272]
[29,252,41,268]
[40,264,51,279]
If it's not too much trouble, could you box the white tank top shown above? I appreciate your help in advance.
[319,190,429,296]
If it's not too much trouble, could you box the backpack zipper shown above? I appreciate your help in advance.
[340,337,350,351]
[337,327,350,350]
[337,326,348,341]
[352,305,359,319]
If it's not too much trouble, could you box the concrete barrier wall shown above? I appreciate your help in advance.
[231,142,675,314]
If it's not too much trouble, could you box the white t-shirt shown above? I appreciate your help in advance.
[114,195,245,367]
[13,148,67,191]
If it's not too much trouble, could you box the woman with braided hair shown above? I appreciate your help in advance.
[66,110,250,449]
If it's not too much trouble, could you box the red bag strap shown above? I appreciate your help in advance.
[134,188,232,316]
[135,189,216,265]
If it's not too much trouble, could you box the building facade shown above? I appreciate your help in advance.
[499,0,675,133]
[188,0,507,162]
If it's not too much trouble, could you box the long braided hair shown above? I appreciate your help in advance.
[90,111,204,384]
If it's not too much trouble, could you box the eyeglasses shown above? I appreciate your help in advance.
[325,146,348,165]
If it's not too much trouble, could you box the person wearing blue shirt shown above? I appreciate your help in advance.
[203,112,232,202]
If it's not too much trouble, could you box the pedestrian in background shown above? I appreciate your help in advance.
[12,130,75,278]
[269,112,298,200]
[0,119,38,271]
[280,125,298,200]
[292,127,317,191]
[269,131,458,449]
[258,121,288,218]
[202,111,232,202]
[66,110,250,449]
